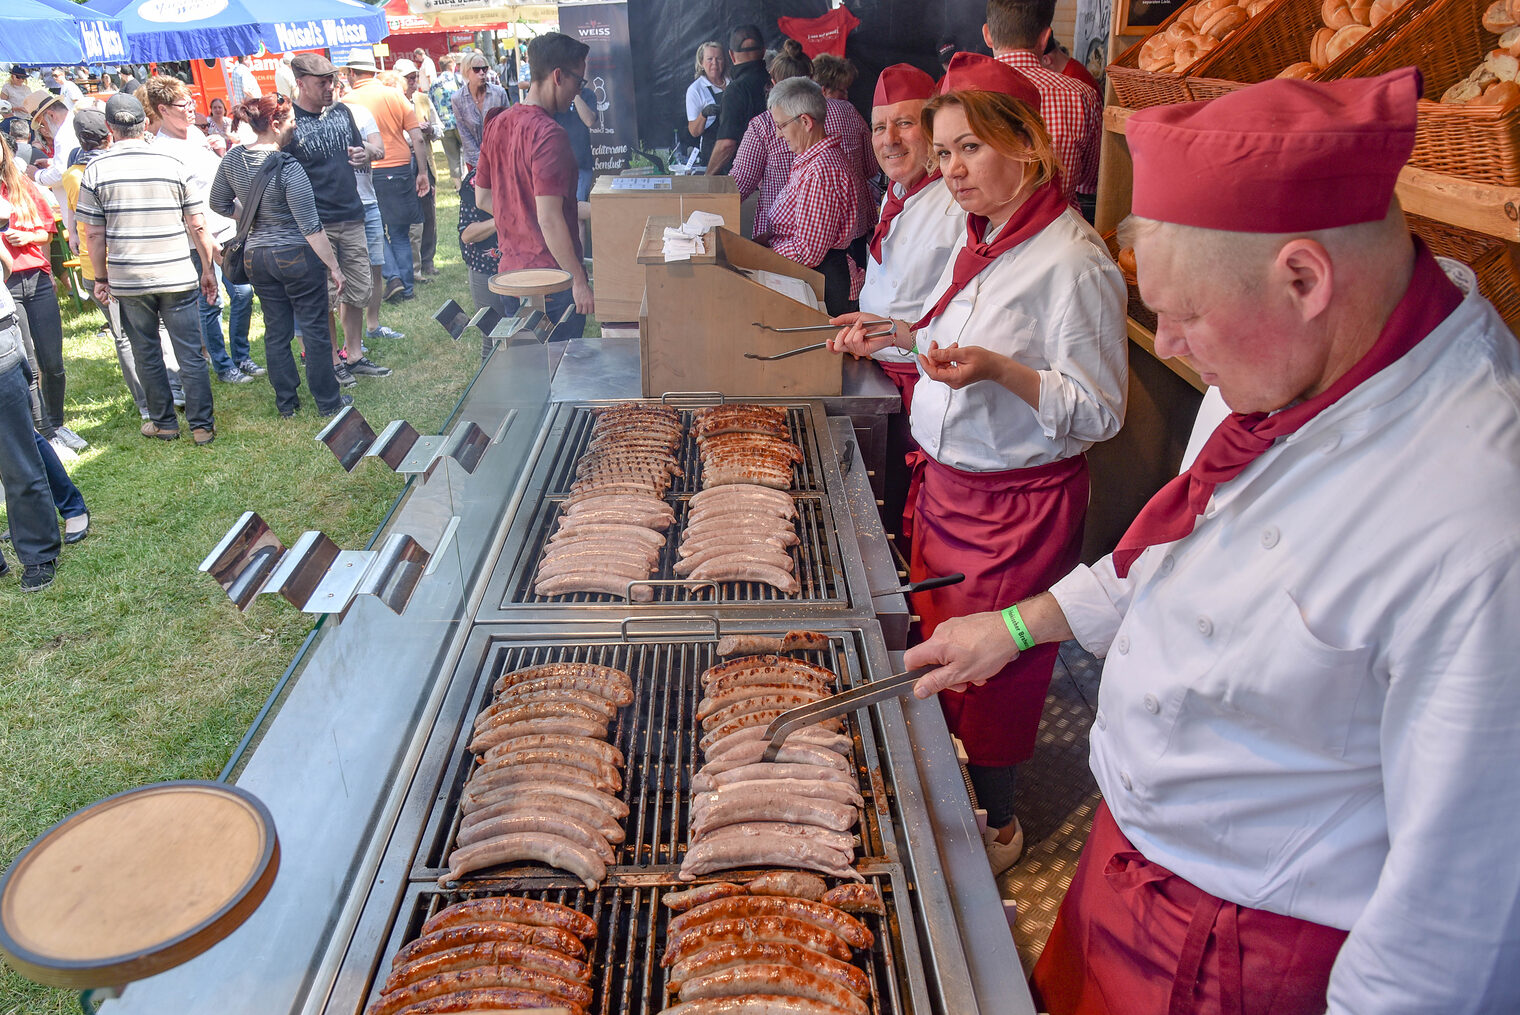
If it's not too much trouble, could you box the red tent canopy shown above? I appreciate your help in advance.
[384,0,438,34]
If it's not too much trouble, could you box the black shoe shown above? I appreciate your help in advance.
[0,550,8,578]
[237,358,267,377]
[347,357,392,377]
[64,513,90,545]
[21,560,56,592]
[399,289,416,301]
[318,394,355,419]
[334,362,357,387]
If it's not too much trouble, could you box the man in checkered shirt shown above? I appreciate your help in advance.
[763,77,868,316]
[985,0,1102,218]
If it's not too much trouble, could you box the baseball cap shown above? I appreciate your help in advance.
[73,108,109,144]
[392,59,418,76]
[290,52,336,77]
[104,92,146,128]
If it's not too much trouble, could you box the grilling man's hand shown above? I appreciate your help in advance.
[905,611,1020,698]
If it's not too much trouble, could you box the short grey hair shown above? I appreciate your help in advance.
[767,76,825,125]
[109,121,145,140]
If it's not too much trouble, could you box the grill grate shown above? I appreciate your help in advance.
[365,875,913,1015]
[415,636,890,883]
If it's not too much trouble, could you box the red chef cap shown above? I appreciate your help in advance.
[936,52,1041,112]
[873,63,937,107]
[1127,67,1421,233]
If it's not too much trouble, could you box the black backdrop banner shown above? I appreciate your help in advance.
[560,2,640,173]
[626,0,991,149]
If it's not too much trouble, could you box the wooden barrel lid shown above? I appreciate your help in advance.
[489,267,573,297]
[0,781,278,988]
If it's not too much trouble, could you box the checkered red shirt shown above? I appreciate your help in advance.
[769,134,866,288]
[731,97,879,240]
[995,49,1102,200]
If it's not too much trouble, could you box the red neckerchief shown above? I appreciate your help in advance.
[912,175,1066,330]
[869,171,939,264]
[1111,240,1462,578]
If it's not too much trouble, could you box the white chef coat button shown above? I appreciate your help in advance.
[1196,615,1214,637]
[1143,693,1159,714]
[1116,634,1130,655]
[1120,771,1133,791]
[1203,502,1219,520]
[1260,526,1280,549]
[1159,554,1175,575]
[1321,434,1341,454]
[1096,709,1107,730]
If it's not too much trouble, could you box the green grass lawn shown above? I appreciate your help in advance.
[0,180,502,1014]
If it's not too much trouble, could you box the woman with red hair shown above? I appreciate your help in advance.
[832,54,1128,873]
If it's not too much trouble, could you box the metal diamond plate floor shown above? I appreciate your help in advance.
[1003,641,1104,975]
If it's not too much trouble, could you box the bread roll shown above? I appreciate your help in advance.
[1484,0,1518,33]
[1139,35,1178,72]
[1482,80,1520,110]
[1321,0,1359,28]
[1367,0,1407,26]
[1486,49,1520,81]
[1443,78,1484,103]
[1500,26,1520,54]
[1201,5,1249,37]
[1165,20,1193,44]
[1310,26,1335,68]
[1196,0,1237,14]
[1277,61,1319,79]
[1324,24,1368,64]
[1172,39,1203,71]
[1245,0,1274,14]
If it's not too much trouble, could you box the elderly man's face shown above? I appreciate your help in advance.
[871,99,929,187]
[772,109,811,155]
[1138,233,1325,414]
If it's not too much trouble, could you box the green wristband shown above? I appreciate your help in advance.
[1001,603,1036,651]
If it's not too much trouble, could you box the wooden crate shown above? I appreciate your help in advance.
[1409,213,1520,324]
[589,175,741,323]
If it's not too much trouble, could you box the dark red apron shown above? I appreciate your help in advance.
[1033,802,1350,1015]
[877,359,921,413]
[906,449,1089,765]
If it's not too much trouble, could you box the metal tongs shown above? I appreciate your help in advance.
[744,319,895,361]
[759,665,936,762]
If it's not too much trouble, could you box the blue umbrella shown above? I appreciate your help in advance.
[1,0,127,65]
[83,0,389,63]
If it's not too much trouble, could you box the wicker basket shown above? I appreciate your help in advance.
[1107,1,1208,108]
[1409,213,1520,323]
[1184,0,1430,100]
[1102,232,1160,333]
[1341,0,1520,185]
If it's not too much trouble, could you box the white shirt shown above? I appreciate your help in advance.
[685,76,722,131]
[275,61,296,99]
[909,207,1128,470]
[857,176,962,365]
[1049,262,1520,1014]
[151,128,235,242]
[349,103,379,205]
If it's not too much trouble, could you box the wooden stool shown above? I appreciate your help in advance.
[0,781,278,994]
[488,267,572,316]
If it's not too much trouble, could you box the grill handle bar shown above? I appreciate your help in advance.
[870,572,965,597]
[660,391,728,405]
[619,607,720,642]
[760,666,938,762]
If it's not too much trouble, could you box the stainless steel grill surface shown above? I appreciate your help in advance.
[417,636,890,881]
[484,402,852,611]
[367,878,913,1015]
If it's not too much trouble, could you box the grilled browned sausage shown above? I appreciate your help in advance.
[381,939,591,994]
[659,881,747,912]
[668,895,872,949]
[819,884,886,915]
[389,921,585,969]
[386,986,585,1015]
[494,662,631,695]
[662,915,852,967]
[419,896,597,939]
[677,963,867,1015]
[666,940,870,997]
[744,871,829,902]
[370,964,590,1015]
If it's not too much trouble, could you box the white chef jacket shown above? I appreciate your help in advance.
[1049,261,1520,1014]
[857,176,962,366]
[909,207,1128,471]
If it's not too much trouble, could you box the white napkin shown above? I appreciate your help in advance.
[661,211,727,261]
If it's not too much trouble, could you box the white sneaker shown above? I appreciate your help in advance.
[54,426,89,451]
[983,818,1025,876]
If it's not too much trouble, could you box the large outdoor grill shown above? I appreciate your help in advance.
[99,348,1030,1015]
[321,627,944,1015]
[476,399,868,618]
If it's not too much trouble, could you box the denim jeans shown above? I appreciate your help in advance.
[6,267,65,435]
[34,429,86,518]
[244,244,343,415]
[374,165,420,295]
[0,330,59,566]
[118,288,214,432]
[191,249,255,376]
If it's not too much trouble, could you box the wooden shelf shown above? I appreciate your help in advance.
[1126,318,1206,393]
[1103,104,1520,243]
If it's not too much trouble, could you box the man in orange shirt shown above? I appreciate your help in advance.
[342,51,432,302]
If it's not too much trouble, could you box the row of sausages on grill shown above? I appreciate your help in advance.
[368,877,887,1015]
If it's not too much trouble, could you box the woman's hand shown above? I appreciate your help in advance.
[827,312,907,357]
[918,341,1009,389]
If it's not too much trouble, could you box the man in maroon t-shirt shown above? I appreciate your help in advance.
[474,31,592,339]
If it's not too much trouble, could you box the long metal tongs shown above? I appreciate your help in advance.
[744,319,896,361]
[759,665,936,762]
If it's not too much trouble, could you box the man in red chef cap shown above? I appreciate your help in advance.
[831,64,965,539]
[905,67,1520,1013]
